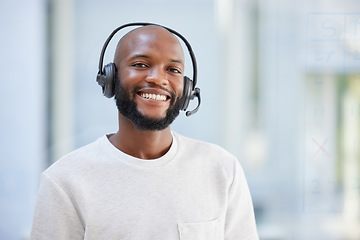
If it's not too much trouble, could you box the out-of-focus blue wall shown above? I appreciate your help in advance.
[0,0,46,239]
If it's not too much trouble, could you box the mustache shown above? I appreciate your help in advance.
[114,81,182,131]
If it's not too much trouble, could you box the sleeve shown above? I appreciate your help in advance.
[30,173,84,240]
[224,159,259,240]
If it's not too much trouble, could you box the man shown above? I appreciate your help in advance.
[31,24,259,239]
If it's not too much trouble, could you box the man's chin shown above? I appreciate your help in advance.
[137,112,167,122]
[131,108,179,131]
[132,118,171,131]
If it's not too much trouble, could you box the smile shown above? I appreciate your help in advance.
[139,92,168,101]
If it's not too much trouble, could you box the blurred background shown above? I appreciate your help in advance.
[1,0,360,239]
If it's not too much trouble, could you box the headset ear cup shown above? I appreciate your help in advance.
[181,76,193,111]
[102,63,116,98]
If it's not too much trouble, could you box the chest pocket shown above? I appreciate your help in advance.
[178,218,221,240]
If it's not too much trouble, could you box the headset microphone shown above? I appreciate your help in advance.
[186,88,201,117]
[96,22,201,117]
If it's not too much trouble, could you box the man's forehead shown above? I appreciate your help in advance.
[114,25,184,61]
[121,25,176,43]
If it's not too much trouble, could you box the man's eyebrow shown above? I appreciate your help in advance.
[170,58,183,64]
[130,54,183,64]
[130,54,151,59]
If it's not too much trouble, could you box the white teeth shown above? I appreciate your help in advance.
[140,93,167,101]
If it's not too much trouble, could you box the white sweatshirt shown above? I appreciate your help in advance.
[31,132,258,240]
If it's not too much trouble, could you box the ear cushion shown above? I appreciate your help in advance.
[180,76,193,111]
[102,63,116,98]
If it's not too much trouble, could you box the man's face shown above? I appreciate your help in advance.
[114,26,185,130]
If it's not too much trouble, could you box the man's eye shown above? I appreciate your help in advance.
[169,68,181,74]
[132,63,147,68]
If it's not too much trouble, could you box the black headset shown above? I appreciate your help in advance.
[96,22,201,117]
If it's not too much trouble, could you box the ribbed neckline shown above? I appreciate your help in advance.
[98,132,178,167]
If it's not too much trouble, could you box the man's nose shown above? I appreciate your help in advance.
[145,67,169,86]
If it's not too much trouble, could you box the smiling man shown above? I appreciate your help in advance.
[109,26,185,160]
[31,24,259,240]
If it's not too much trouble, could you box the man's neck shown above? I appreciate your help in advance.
[108,113,173,160]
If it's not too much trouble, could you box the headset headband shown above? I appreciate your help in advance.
[97,22,201,117]
[97,22,198,88]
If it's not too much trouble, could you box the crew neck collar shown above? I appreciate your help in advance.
[99,132,178,167]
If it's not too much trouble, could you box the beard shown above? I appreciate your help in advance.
[114,78,182,131]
